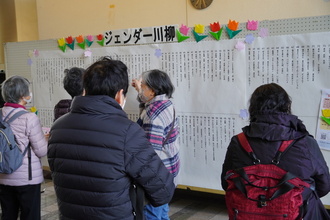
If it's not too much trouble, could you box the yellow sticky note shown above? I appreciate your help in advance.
[322,109,330,117]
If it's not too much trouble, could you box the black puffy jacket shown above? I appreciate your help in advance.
[48,95,175,220]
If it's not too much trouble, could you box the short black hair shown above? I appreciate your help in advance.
[141,69,174,98]
[83,56,128,98]
[63,67,84,98]
[249,83,292,120]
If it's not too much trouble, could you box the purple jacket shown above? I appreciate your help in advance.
[221,112,330,219]
[0,107,48,186]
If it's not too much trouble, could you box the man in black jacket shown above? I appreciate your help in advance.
[48,57,175,220]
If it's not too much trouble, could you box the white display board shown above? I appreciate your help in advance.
[4,15,330,206]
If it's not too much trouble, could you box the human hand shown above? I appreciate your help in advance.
[131,78,142,93]
[44,133,50,141]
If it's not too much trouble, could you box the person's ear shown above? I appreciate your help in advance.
[115,89,125,106]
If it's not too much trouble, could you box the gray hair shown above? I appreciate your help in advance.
[1,76,30,103]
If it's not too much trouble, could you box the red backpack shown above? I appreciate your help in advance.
[225,132,310,220]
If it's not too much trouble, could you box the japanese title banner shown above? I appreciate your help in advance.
[104,25,178,46]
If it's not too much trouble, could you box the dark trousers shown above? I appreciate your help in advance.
[0,184,41,220]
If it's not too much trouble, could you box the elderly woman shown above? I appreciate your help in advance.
[0,76,48,220]
[221,83,330,220]
[132,69,180,220]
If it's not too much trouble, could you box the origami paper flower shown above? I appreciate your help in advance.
[97,34,103,41]
[228,20,239,31]
[247,20,258,31]
[209,22,222,41]
[76,35,84,44]
[76,35,86,49]
[66,36,74,45]
[86,35,94,47]
[245,34,255,44]
[84,49,92,57]
[194,24,205,34]
[225,26,242,39]
[321,116,330,125]
[192,30,208,42]
[179,24,190,36]
[57,38,66,47]
[28,50,34,58]
[34,49,39,57]
[235,41,245,51]
[259,28,269,38]
[176,29,190,42]
[65,36,75,50]
[210,22,221,32]
[155,49,162,58]
[96,34,105,46]
[27,58,33,66]
[30,106,38,115]
[322,109,330,117]
[57,38,66,52]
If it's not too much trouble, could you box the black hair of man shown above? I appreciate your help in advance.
[83,56,129,98]
[63,67,84,98]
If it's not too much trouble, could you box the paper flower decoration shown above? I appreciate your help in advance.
[34,49,39,57]
[192,30,208,42]
[96,34,105,46]
[27,59,33,66]
[194,24,205,34]
[57,38,66,52]
[225,26,242,39]
[84,49,92,57]
[176,29,190,42]
[155,49,162,58]
[322,109,330,117]
[247,20,258,31]
[235,41,245,51]
[245,34,255,44]
[86,35,94,47]
[228,20,239,31]
[179,24,190,36]
[259,28,269,38]
[76,35,86,49]
[321,116,330,125]
[66,36,75,50]
[210,22,221,32]
[30,106,38,115]
[209,22,223,41]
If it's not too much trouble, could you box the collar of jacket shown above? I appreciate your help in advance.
[242,112,309,141]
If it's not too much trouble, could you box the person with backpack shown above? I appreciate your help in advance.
[221,83,330,220]
[0,76,48,220]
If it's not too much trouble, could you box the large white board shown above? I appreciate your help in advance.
[4,15,330,205]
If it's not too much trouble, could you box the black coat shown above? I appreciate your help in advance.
[48,95,175,220]
[221,112,330,220]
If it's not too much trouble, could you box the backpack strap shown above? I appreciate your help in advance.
[1,108,32,180]
[237,132,295,165]
[5,109,29,124]
[237,132,260,164]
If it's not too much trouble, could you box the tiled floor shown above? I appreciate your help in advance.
[39,179,228,220]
